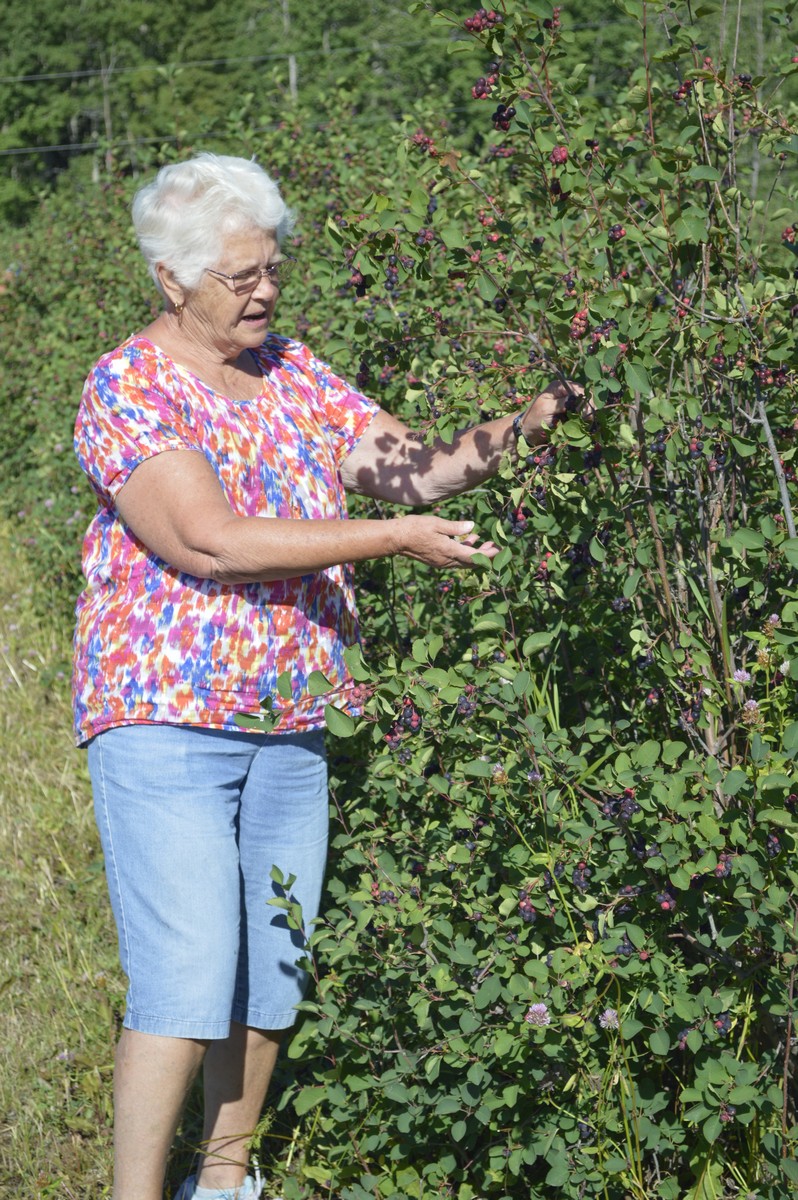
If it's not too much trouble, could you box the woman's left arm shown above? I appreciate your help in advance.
[341,379,582,505]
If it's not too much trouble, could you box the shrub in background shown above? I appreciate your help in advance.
[258,2,798,1198]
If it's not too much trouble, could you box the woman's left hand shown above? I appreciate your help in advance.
[520,378,589,440]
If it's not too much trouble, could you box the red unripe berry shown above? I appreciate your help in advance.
[549,145,568,165]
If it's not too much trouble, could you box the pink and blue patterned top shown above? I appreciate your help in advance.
[72,333,379,746]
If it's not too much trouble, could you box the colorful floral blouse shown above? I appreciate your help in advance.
[72,333,379,745]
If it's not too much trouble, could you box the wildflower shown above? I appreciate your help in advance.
[599,1008,619,1029]
[741,699,763,728]
[756,648,771,667]
[525,1003,551,1026]
[779,660,790,675]
[733,668,751,683]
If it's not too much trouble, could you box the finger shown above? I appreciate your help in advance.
[439,518,476,536]
[455,539,500,562]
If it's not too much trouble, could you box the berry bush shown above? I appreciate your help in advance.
[1,1,797,1197]
[260,3,798,1197]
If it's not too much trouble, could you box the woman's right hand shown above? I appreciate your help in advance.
[391,515,499,568]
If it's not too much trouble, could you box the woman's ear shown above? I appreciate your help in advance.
[156,263,186,312]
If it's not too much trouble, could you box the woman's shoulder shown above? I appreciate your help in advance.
[87,333,163,382]
[255,333,315,374]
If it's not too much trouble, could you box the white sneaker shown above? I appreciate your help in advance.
[173,1175,264,1200]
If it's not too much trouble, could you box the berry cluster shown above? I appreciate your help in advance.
[616,933,635,958]
[518,890,537,923]
[713,1011,732,1036]
[754,363,790,389]
[549,144,568,165]
[350,268,367,298]
[572,861,592,892]
[783,223,797,245]
[508,504,529,535]
[384,258,399,293]
[735,73,753,90]
[766,832,781,858]
[570,308,589,339]
[714,851,734,878]
[464,8,503,32]
[543,7,561,31]
[655,887,677,912]
[384,697,422,749]
[680,690,704,728]
[491,102,516,131]
[542,864,565,891]
[672,78,693,104]
[586,316,620,354]
[470,63,501,98]
[457,691,478,718]
[600,788,641,822]
[608,223,626,242]
[410,128,437,156]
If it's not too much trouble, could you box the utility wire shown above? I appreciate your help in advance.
[0,38,456,85]
[0,21,637,86]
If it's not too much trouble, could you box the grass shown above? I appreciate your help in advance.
[0,524,310,1199]
[0,521,121,1197]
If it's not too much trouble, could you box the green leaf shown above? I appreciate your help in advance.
[624,359,651,394]
[662,740,688,765]
[307,669,333,697]
[672,213,708,243]
[723,769,749,796]
[545,1161,571,1187]
[451,1119,467,1143]
[276,670,293,701]
[634,739,661,767]
[522,630,557,655]
[759,772,793,792]
[623,569,643,599]
[462,759,495,778]
[730,528,766,551]
[589,536,606,563]
[324,704,355,737]
[343,643,372,681]
[294,1085,327,1115]
[649,1030,670,1055]
[781,539,798,567]
[473,614,506,632]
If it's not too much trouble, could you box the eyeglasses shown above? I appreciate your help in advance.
[204,255,297,293]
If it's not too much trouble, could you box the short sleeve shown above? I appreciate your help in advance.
[300,347,381,466]
[75,349,200,502]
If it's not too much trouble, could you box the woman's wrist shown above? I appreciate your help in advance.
[511,407,545,448]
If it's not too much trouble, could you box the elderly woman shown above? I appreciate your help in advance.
[73,153,576,1200]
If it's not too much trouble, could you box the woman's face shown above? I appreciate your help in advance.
[182,226,282,360]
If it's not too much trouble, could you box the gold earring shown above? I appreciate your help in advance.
[174,302,184,316]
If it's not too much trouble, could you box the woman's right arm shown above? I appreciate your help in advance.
[114,449,498,583]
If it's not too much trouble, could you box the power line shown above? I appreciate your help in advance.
[0,20,646,87]
[0,38,454,86]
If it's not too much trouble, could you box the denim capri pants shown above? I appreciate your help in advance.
[88,723,328,1039]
